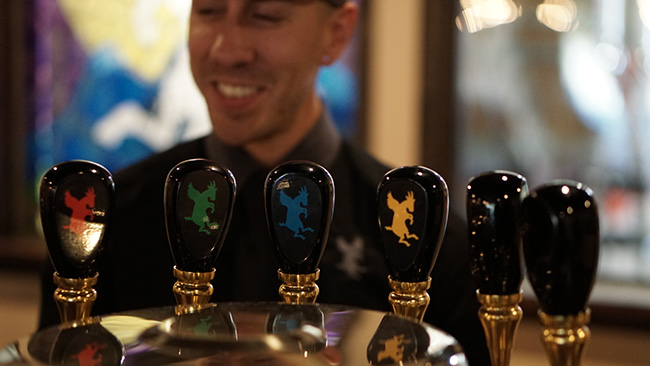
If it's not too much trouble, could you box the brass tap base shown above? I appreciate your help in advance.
[278,269,320,304]
[477,291,523,366]
[53,272,98,326]
[172,266,216,315]
[388,276,431,322]
[538,308,591,366]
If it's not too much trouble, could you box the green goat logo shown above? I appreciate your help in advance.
[185,181,220,235]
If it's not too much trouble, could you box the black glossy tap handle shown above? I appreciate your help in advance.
[266,304,327,354]
[165,159,236,272]
[466,170,528,295]
[265,161,334,274]
[377,166,448,282]
[266,304,325,335]
[367,314,420,365]
[28,323,124,365]
[521,181,600,316]
[39,160,114,279]
[172,307,237,340]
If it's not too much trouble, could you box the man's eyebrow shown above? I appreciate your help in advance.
[249,0,314,4]
[250,0,295,3]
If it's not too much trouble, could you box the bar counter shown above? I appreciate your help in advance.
[0,302,466,366]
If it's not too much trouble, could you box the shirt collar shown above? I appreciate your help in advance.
[203,112,342,187]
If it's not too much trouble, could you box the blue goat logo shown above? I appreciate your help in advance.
[279,186,314,240]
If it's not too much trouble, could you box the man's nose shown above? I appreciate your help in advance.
[209,23,255,67]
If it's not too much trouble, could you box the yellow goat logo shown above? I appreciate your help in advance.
[384,191,419,247]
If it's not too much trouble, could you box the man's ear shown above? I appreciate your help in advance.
[322,2,359,65]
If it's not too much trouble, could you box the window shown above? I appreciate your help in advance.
[454,0,650,308]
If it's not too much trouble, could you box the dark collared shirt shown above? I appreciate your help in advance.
[203,113,342,187]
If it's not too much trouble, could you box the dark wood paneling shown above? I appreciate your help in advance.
[0,1,41,263]
[1,1,30,236]
[422,2,458,182]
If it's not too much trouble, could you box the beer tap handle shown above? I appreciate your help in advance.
[265,161,334,303]
[466,170,528,366]
[164,159,236,312]
[377,166,448,320]
[467,170,528,295]
[522,181,599,316]
[39,160,115,324]
[165,159,236,272]
[521,181,600,366]
[40,160,115,278]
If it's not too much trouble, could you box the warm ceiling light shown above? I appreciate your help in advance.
[536,0,578,32]
[457,0,522,33]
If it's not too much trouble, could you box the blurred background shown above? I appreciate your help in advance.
[2,0,650,364]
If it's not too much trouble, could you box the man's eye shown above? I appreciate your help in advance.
[193,1,226,17]
[252,12,284,23]
[248,3,290,25]
[196,7,224,16]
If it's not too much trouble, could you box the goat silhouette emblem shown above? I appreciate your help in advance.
[190,315,217,337]
[63,187,96,236]
[70,341,106,366]
[377,334,411,363]
[185,181,220,235]
[279,186,314,240]
[384,191,419,247]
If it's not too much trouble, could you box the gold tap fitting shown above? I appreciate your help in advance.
[538,308,591,366]
[278,269,320,304]
[477,291,523,366]
[172,266,216,315]
[388,276,431,322]
[53,272,98,326]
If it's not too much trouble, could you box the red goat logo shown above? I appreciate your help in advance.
[63,187,96,236]
[70,341,106,366]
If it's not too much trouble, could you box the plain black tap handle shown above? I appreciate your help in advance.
[521,180,600,316]
[466,170,528,295]
[265,161,334,274]
[39,160,115,278]
[377,166,448,282]
[165,159,236,272]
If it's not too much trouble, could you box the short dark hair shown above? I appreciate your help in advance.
[323,0,346,7]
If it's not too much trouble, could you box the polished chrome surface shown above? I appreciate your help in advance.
[0,302,466,366]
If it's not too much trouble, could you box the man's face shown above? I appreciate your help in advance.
[189,0,337,150]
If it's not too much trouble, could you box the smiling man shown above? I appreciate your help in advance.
[189,0,355,166]
[39,1,490,364]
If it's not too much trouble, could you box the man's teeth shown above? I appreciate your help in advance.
[218,83,258,98]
